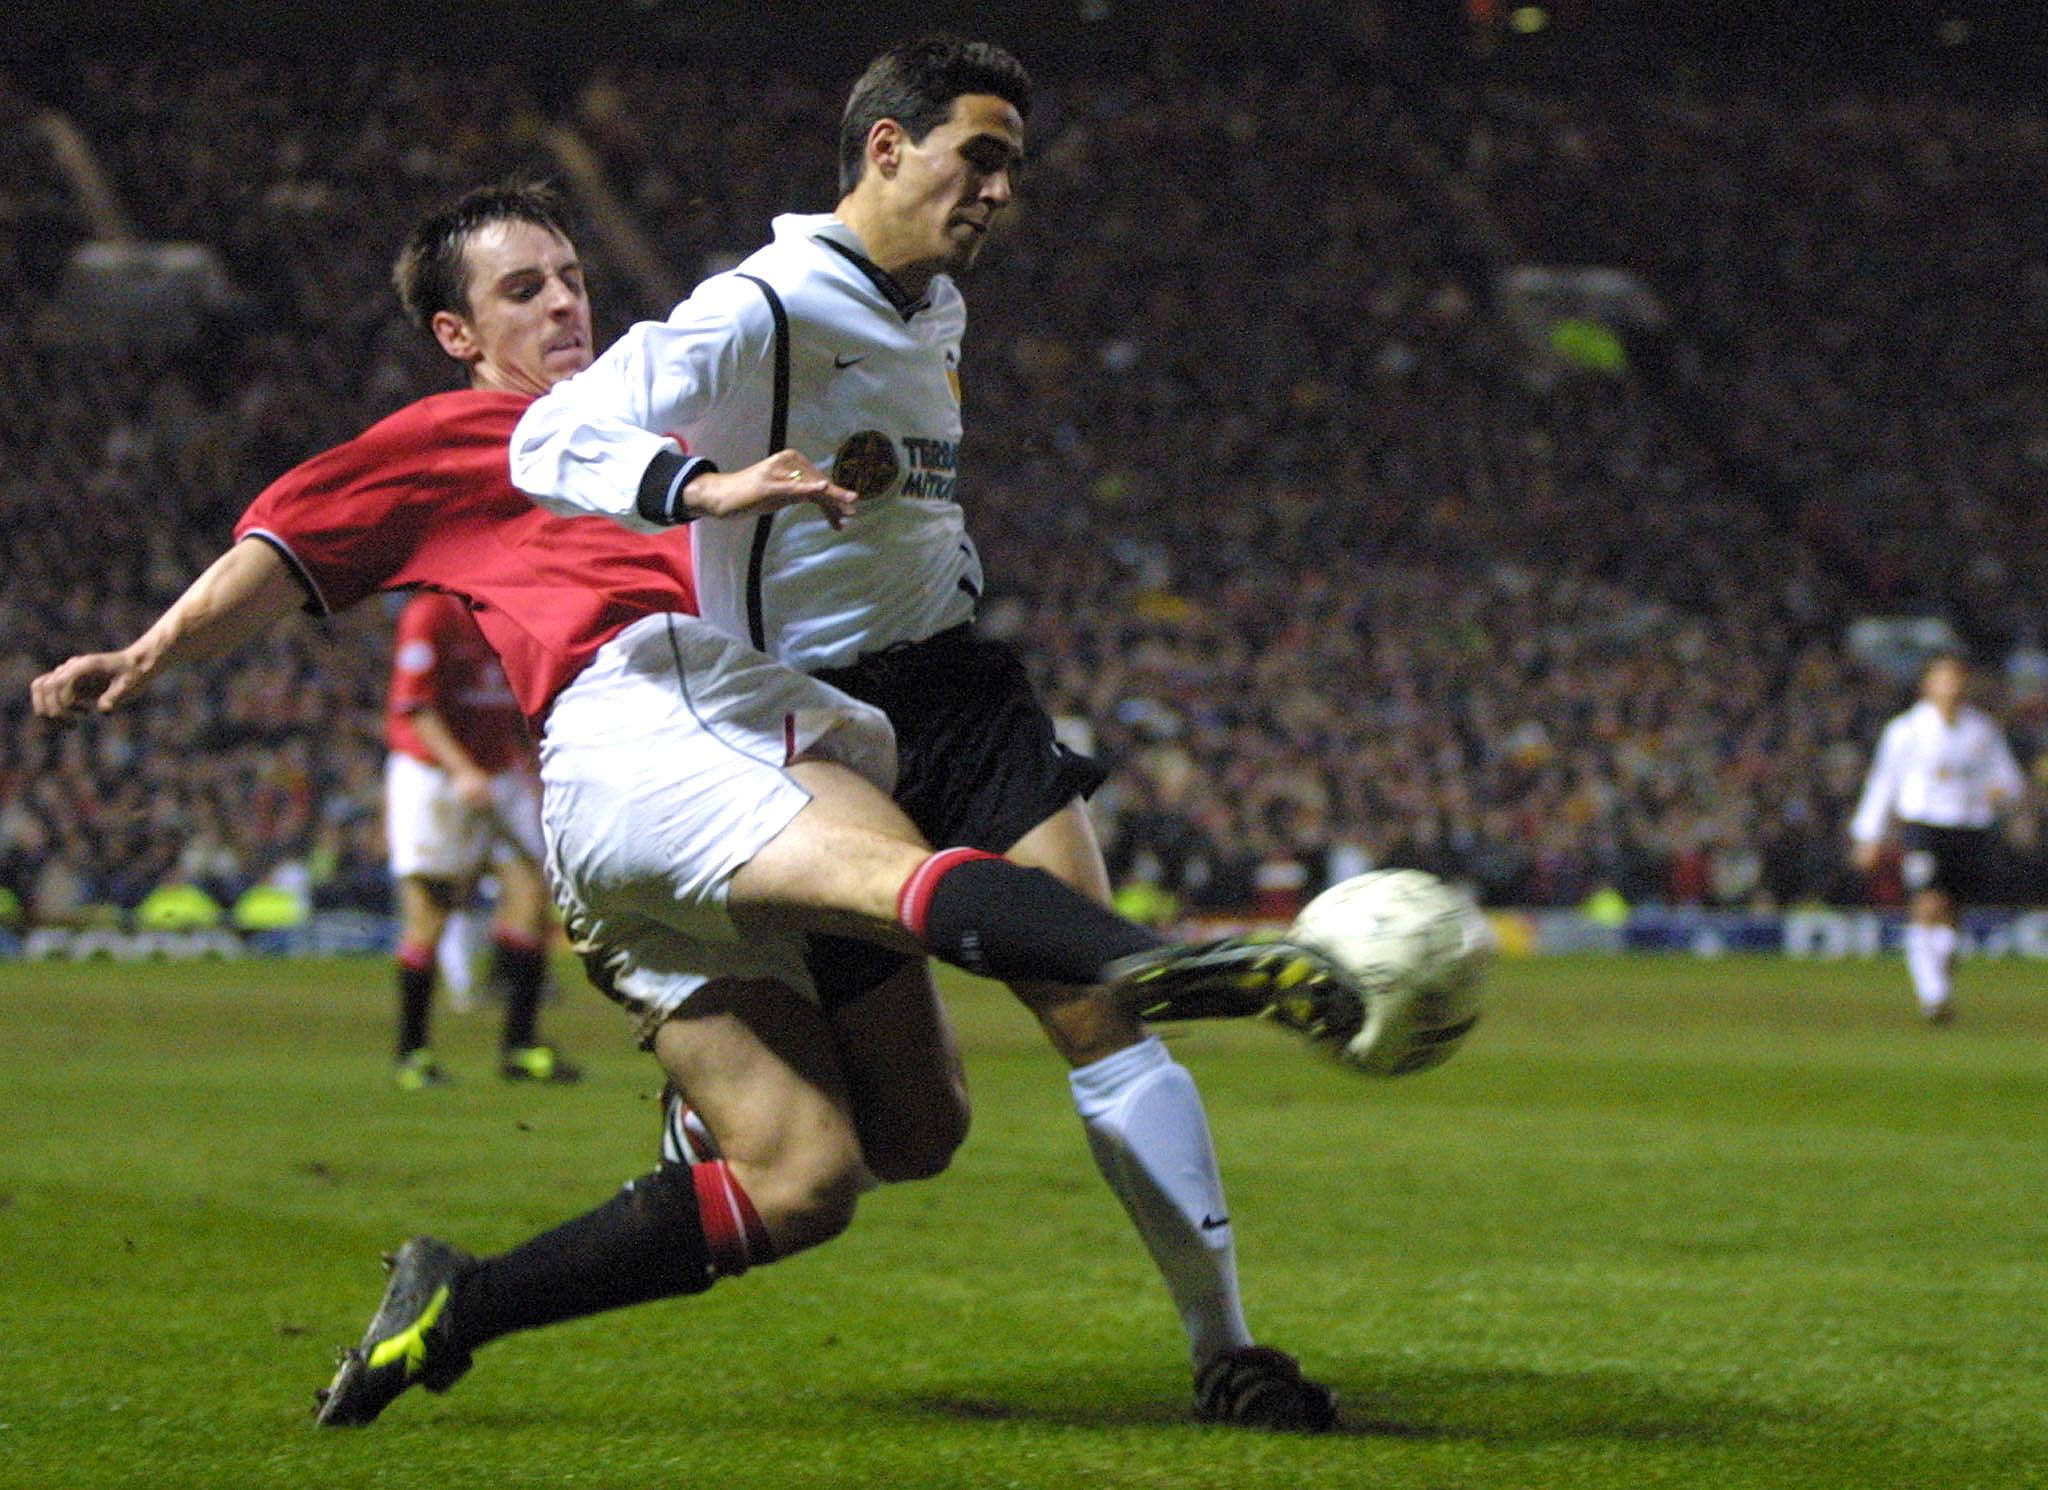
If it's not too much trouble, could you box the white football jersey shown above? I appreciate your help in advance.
[511,214,981,672]
[1848,700,2025,841]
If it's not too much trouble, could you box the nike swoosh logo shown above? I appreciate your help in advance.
[834,353,866,369]
[1199,1215,1231,1232]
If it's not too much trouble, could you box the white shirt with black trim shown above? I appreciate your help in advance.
[511,213,981,672]
[1848,700,2025,842]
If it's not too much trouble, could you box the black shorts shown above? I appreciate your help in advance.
[1898,822,1999,901]
[813,624,1108,853]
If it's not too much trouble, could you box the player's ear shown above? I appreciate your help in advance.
[431,309,480,364]
[866,118,905,180]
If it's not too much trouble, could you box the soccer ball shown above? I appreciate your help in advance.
[1287,869,1493,1076]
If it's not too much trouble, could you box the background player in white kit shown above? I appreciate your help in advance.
[383,590,576,1088]
[1849,653,2026,1023]
[512,36,1335,1428]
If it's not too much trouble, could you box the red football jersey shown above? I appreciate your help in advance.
[385,591,531,772]
[235,390,696,722]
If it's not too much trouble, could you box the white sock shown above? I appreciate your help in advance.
[1069,1035,1252,1370]
[1924,923,1957,1007]
[1904,923,1952,1012]
[437,909,485,1009]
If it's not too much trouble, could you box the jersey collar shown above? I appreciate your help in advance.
[809,219,931,321]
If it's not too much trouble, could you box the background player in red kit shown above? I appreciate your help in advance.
[384,589,575,1088]
[29,183,1357,1428]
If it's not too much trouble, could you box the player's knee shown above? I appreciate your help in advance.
[774,1165,865,1253]
[863,1083,970,1185]
[1910,891,1953,925]
[909,1085,972,1180]
[740,1142,866,1255]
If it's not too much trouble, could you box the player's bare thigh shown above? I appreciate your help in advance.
[1007,798,1114,902]
[1003,799,1143,1065]
[649,977,867,1257]
[397,873,468,950]
[490,853,553,940]
[725,758,934,946]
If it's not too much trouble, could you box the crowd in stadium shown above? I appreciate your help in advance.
[1,43,2043,928]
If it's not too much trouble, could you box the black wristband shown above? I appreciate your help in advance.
[634,449,720,526]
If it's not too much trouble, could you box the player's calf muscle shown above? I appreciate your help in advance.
[1021,984,1143,1067]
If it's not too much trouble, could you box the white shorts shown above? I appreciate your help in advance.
[538,612,898,1039]
[385,752,544,880]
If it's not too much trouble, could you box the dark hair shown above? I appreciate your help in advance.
[392,181,576,330]
[837,35,1031,195]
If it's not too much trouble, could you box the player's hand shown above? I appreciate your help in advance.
[682,450,858,529]
[29,650,153,721]
[451,767,495,811]
[1849,840,1881,874]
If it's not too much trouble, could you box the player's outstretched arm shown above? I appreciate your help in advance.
[30,539,306,720]
[509,278,773,530]
[677,449,858,529]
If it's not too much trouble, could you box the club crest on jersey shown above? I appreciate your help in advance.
[832,430,902,499]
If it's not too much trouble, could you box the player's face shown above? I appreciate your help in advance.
[890,93,1025,278]
[436,220,592,396]
[1923,658,1968,712]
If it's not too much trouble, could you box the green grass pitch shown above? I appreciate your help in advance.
[1,952,2043,1489]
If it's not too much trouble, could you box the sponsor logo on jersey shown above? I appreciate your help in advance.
[832,431,960,502]
[900,437,958,500]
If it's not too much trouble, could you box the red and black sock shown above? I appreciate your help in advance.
[691,1159,772,1277]
[899,848,1165,986]
[492,931,547,1049]
[396,942,435,1057]
[447,1160,771,1351]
